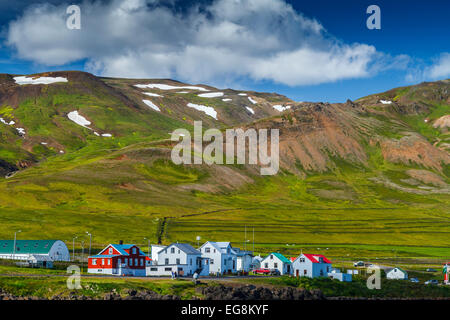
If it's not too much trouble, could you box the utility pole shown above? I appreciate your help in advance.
[72,236,78,262]
[86,231,92,257]
[252,227,255,253]
[81,241,85,273]
[244,226,247,251]
[12,230,21,260]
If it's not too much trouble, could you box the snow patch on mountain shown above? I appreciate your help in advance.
[14,76,68,85]
[187,103,217,120]
[273,105,291,112]
[142,100,161,112]
[246,106,255,114]
[248,97,257,104]
[135,83,208,91]
[143,92,163,97]
[67,111,91,129]
[198,92,224,98]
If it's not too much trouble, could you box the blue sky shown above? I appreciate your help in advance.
[1,0,449,102]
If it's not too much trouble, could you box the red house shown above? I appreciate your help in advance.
[87,243,149,276]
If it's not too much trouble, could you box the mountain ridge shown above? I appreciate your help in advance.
[0,71,448,255]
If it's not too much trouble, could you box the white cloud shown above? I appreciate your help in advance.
[6,0,402,86]
[405,53,450,83]
[425,53,450,79]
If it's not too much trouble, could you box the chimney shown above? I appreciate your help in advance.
[119,240,123,245]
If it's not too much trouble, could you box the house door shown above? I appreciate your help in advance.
[296,270,299,277]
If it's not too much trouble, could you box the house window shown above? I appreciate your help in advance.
[92,259,97,265]
[300,258,305,263]
[176,258,180,264]
[140,259,143,266]
[270,255,273,260]
[102,259,105,265]
[178,250,180,254]
[165,258,169,265]
[151,267,157,271]
[320,270,324,276]
[274,263,278,268]
[171,247,175,254]
[109,248,113,254]
[224,259,227,266]
[264,263,268,268]
[118,258,121,265]
[132,248,136,254]
[107,259,111,265]
[190,259,192,265]
[129,259,133,266]
[210,259,214,265]
[135,258,138,266]
[214,249,216,253]
[205,248,210,253]
[304,270,307,275]
[165,267,172,271]
[124,258,128,265]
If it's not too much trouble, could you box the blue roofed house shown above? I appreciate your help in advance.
[260,252,292,275]
[88,243,147,276]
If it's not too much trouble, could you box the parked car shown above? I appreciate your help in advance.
[354,261,364,267]
[410,278,419,283]
[426,268,437,272]
[425,279,439,285]
[269,269,280,276]
[252,268,271,275]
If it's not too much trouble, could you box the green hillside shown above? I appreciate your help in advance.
[0,72,448,260]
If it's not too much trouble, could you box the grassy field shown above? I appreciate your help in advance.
[0,73,448,264]
[0,271,448,299]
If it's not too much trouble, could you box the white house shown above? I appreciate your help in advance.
[146,243,209,277]
[260,252,291,275]
[0,240,70,264]
[199,241,234,274]
[291,253,332,278]
[386,267,408,280]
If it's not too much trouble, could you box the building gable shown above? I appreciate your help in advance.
[0,240,58,255]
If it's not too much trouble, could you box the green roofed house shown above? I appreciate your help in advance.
[0,240,70,267]
[260,252,291,275]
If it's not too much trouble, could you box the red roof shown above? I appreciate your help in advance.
[303,254,331,264]
[289,257,296,262]
[145,256,152,261]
